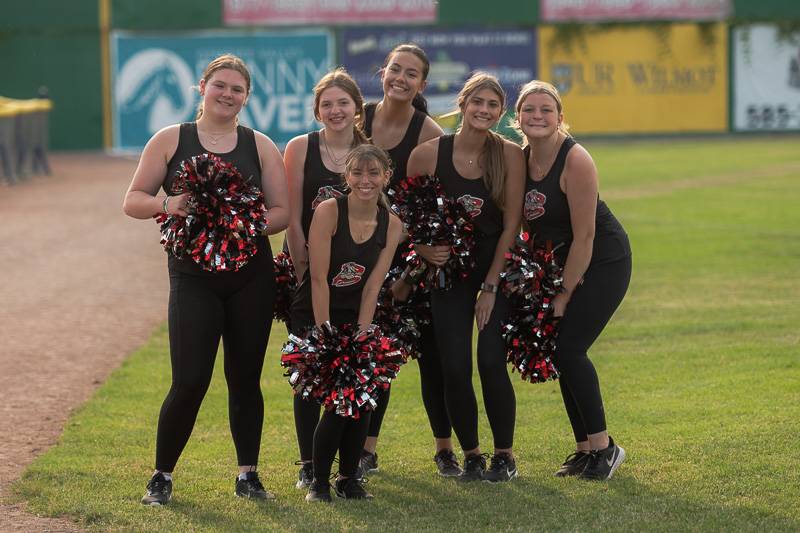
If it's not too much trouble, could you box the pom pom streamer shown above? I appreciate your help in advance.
[280,322,406,419]
[373,266,432,360]
[499,232,564,383]
[388,174,476,291]
[273,251,297,323]
[156,153,267,272]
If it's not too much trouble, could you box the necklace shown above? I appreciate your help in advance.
[321,130,349,165]
[200,127,236,145]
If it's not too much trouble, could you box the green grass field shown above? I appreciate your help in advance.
[11,136,800,531]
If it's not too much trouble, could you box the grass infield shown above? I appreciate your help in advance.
[11,136,800,531]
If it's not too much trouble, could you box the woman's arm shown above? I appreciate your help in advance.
[255,131,289,234]
[418,115,445,144]
[283,134,310,279]
[122,125,190,218]
[552,144,598,317]
[475,141,525,331]
[357,214,403,330]
[308,198,337,327]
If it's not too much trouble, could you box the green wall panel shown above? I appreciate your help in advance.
[112,0,221,29]
[1,0,98,30]
[733,0,800,20]
[437,0,539,25]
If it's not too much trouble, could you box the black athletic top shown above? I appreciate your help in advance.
[164,122,261,194]
[291,196,389,329]
[523,137,631,265]
[435,134,504,239]
[300,131,346,240]
[163,122,268,275]
[364,102,426,187]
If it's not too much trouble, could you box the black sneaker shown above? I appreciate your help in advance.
[458,453,487,482]
[434,449,463,477]
[141,472,172,506]
[554,451,591,477]
[295,461,313,489]
[305,478,332,503]
[334,477,374,500]
[578,437,626,481]
[483,452,518,483]
[355,450,378,479]
[235,471,275,500]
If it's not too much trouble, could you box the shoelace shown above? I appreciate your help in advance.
[465,453,490,470]
[147,475,169,493]
[436,450,460,468]
[489,453,511,471]
[562,451,588,465]
[242,473,265,492]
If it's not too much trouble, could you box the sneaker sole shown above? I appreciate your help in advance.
[295,480,310,489]
[437,470,463,478]
[606,446,626,480]
[234,492,276,500]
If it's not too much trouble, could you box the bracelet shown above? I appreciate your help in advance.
[480,282,498,294]
[162,196,170,214]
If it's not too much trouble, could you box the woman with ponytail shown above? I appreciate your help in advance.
[515,80,631,481]
[406,72,525,482]
[283,68,369,489]
[358,43,460,479]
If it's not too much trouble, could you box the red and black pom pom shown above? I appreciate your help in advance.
[388,174,476,290]
[272,251,297,323]
[280,322,406,419]
[499,232,564,383]
[156,153,267,272]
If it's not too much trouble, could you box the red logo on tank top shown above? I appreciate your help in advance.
[311,185,345,209]
[331,262,366,287]
[457,194,484,217]
[524,189,546,221]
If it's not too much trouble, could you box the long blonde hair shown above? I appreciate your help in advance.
[195,54,251,120]
[313,68,369,146]
[514,80,571,146]
[456,72,507,209]
[343,144,393,210]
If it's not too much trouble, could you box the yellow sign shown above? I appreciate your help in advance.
[538,23,728,134]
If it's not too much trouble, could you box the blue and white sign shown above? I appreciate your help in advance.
[340,28,538,117]
[112,31,333,151]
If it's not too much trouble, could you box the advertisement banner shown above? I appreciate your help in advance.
[223,0,437,25]
[541,0,731,22]
[538,24,728,134]
[340,28,537,136]
[111,31,332,151]
[733,25,800,131]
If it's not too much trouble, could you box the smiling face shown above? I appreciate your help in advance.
[461,87,504,131]
[345,156,391,203]
[199,68,249,120]
[381,51,427,104]
[517,91,563,141]
[317,86,357,133]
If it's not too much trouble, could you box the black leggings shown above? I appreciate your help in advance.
[313,411,372,480]
[556,255,632,442]
[430,241,515,451]
[367,324,452,440]
[155,250,275,472]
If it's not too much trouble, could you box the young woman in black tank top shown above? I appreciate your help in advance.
[283,68,369,490]
[515,80,632,481]
[407,73,525,482]
[123,55,288,504]
[358,44,460,478]
[291,145,403,501]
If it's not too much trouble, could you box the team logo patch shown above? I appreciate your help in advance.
[457,194,484,217]
[331,262,366,287]
[311,185,346,209]
[524,189,546,220]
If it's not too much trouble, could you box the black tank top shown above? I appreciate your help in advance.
[523,138,631,265]
[435,134,504,238]
[364,102,426,186]
[291,196,390,329]
[163,122,268,275]
[300,131,345,239]
[163,122,261,194]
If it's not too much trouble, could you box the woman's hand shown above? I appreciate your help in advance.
[390,277,412,302]
[552,292,570,318]
[415,244,450,266]
[165,192,192,217]
[475,291,496,331]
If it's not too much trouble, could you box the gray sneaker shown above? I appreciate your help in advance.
[235,471,275,499]
[434,449,463,477]
[141,472,172,506]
